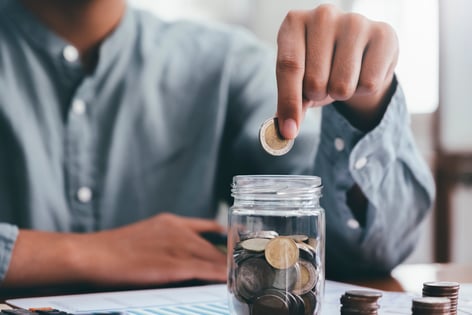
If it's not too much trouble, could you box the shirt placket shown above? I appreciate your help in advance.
[62,44,97,232]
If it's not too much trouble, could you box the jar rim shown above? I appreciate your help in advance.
[233,175,321,185]
[231,175,322,200]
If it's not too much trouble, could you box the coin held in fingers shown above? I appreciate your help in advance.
[259,117,294,156]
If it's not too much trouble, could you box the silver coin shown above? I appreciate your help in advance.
[273,263,300,290]
[240,238,271,252]
[297,242,318,265]
[288,234,309,243]
[259,117,294,156]
[240,230,279,241]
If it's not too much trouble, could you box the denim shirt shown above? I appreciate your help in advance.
[0,0,435,281]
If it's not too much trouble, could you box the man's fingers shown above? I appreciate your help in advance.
[276,10,307,139]
[184,232,227,264]
[181,216,225,233]
[328,13,369,101]
[152,258,226,284]
[303,5,338,103]
[150,214,226,263]
[182,259,227,283]
[344,22,398,111]
[356,22,398,96]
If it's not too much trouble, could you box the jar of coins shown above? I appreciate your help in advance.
[228,175,325,315]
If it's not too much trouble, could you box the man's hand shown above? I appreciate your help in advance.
[276,4,399,138]
[3,213,227,288]
[85,213,227,286]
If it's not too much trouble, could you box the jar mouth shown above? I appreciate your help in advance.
[231,175,322,200]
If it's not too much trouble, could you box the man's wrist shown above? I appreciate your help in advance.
[334,75,397,132]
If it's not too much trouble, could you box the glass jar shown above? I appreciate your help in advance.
[227,175,325,315]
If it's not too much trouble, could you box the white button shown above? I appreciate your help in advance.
[72,99,86,115]
[77,187,93,203]
[63,45,79,63]
[347,219,360,229]
[354,157,368,170]
[334,138,345,151]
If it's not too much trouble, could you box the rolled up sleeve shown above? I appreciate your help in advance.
[0,223,18,282]
[317,82,435,278]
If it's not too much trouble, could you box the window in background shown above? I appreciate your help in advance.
[128,0,250,25]
[352,0,439,114]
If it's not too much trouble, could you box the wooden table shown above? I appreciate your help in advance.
[352,263,472,293]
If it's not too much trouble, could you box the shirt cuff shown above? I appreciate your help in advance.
[320,80,409,233]
[0,223,19,282]
[349,83,409,193]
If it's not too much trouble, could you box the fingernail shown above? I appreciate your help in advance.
[282,118,298,139]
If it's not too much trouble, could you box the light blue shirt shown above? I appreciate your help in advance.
[0,0,434,281]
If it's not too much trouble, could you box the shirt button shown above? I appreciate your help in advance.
[334,137,345,151]
[347,218,360,229]
[72,99,86,115]
[77,187,93,203]
[63,45,79,63]
[354,157,368,170]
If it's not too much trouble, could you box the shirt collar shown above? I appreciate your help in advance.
[3,0,70,62]
[2,0,135,74]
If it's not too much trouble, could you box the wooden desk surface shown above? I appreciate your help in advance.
[352,263,472,293]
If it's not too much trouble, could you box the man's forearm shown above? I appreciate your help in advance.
[2,230,88,287]
[1,214,227,289]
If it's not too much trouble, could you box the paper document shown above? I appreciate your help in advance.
[4,280,441,315]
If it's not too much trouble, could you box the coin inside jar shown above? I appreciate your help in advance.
[301,291,317,315]
[252,291,291,315]
[240,238,271,252]
[293,259,319,295]
[259,117,294,156]
[288,234,309,243]
[240,230,279,241]
[265,237,300,270]
[272,263,300,290]
[236,257,275,302]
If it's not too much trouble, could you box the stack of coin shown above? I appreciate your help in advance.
[412,297,451,314]
[230,231,321,315]
[339,290,382,314]
[423,282,460,315]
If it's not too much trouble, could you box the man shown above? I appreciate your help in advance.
[0,0,434,288]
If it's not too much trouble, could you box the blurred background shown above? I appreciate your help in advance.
[128,0,471,264]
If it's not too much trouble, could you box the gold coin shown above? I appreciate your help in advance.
[240,238,271,252]
[293,260,318,295]
[259,117,294,156]
[265,237,299,269]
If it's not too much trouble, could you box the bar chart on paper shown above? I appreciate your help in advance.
[126,302,228,315]
[8,285,230,315]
